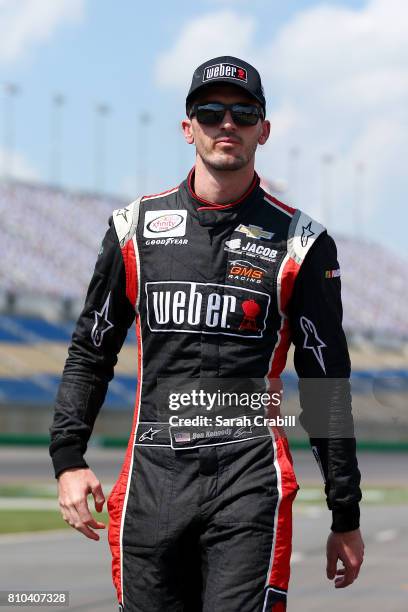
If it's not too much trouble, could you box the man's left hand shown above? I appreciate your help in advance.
[326,528,364,588]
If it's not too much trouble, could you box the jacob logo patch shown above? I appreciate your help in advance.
[144,210,187,238]
[225,238,278,262]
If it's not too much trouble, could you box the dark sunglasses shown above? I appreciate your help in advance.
[189,102,264,126]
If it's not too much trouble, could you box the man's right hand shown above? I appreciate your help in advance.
[57,468,106,540]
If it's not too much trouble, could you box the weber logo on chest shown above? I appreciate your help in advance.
[145,281,270,338]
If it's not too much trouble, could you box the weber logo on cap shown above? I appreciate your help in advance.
[203,63,248,83]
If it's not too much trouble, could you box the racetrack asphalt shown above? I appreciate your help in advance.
[0,504,406,611]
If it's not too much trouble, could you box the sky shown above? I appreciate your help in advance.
[0,0,407,256]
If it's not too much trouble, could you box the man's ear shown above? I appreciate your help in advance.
[258,119,271,146]
[182,119,195,144]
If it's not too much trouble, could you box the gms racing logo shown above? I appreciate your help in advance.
[203,63,247,83]
[146,282,270,338]
[228,260,266,284]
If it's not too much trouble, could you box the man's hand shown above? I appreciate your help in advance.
[326,528,364,588]
[58,468,106,541]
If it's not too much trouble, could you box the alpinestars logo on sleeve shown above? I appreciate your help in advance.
[301,221,315,247]
[300,316,327,373]
[91,292,114,347]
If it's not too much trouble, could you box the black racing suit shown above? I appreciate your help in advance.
[50,170,361,612]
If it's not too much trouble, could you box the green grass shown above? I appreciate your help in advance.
[0,485,406,535]
[0,510,110,534]
[296,486,408,505]
[0,484,56,498]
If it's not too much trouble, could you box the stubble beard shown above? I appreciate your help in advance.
[198,139,258,172]
[205,156,248,171]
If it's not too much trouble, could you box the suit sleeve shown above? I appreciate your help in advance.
[288,231,362,532]
[49,219,135,478]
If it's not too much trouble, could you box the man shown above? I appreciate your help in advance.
[50,56,364,611]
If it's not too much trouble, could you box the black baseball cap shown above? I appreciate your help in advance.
[186,56,266,115]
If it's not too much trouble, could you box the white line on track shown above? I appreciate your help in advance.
[291,551,305,564]
[375,529,398,542]
[0,498,58,510]
[0,529,72,544]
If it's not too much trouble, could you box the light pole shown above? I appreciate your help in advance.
[137,112,151,195]
[321,153,335,229]
[3,82,20,180]
[288,147,300,205]
[50,93,65,186]
[94,102,111,193]
[354,161,365,239]
[177,120,186,182]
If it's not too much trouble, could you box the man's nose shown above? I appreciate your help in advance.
[220,110,237,129]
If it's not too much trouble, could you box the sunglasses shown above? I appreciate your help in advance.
[189,102,264,126]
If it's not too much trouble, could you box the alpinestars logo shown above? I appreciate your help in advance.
[139,427,163,442]
[301,221,315,247]
[203,63,247,83]
[91,293,114,347]
[146,281,270,338]
[300,316,326,373]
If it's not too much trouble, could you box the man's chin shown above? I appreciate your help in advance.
[206,154,247,172]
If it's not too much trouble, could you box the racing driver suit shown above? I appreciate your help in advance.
[50,169,361,612]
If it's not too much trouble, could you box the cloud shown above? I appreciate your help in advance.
[260,0,408,111]
[155,1,408,254]
[0,148,40,182]
[0,0,85,63]
[255,0,408,220]
[155,11,256,90]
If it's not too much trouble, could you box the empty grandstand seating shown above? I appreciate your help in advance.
[0,181,122,298]
[338,236,408,338]
[1,179,407,337]
[0,315,136,407]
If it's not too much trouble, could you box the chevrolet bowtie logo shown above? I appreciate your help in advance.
[236,224,274,240]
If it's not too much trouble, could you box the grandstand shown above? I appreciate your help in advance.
[0,180,122,299]
[338,236,408,340]
[0,180,407,440]
[0,313,137,407]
